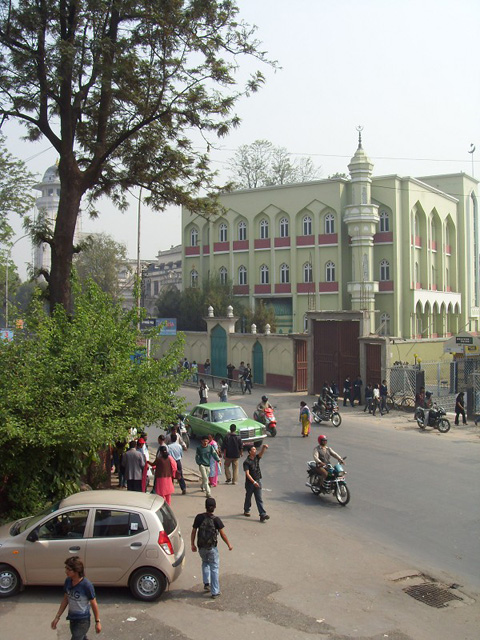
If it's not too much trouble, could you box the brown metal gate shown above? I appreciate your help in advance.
[365,343,382,385]
[295,339,308,392]
[313,320,360,395]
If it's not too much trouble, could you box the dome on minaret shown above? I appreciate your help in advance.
[41,164,59,183]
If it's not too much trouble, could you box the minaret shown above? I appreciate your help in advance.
[33,163,61,276]
[344,128,379,318]
[33,162,82,278]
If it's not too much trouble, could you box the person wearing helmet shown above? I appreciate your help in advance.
[255,395,273,424]
[423,391,433,427]
[313,435,344,487]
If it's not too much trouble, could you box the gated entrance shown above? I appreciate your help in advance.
[313,320,360,395]
[295,339,308,392]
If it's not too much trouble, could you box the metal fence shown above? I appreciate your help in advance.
[387,358,480,413]
[470,372,480,415]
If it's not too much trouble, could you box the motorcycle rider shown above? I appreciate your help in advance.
[316,382,332,411]
[313,435,344,487]
[423,391,433,426]
[256,395,273,423]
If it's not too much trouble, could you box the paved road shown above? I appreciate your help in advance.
[177,386,480,591]
[2,386,479,640]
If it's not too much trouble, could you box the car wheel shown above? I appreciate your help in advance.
[129,567,167,601]
[0,564,22,598]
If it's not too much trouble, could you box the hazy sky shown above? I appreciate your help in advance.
[6,0,480,279]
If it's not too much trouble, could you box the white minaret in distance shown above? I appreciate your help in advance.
[33,163,60,276]
[33,163,82,278]
[344,128,379,318]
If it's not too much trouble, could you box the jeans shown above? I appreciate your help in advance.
[69,618,90,640]
[199,546,220,595]
[175,459,187,491]
[199,464,211,496]
[244,480,266,516]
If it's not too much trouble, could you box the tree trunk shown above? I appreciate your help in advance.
[48,181,83,315]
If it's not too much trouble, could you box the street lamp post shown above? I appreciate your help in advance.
[4,233,28,329]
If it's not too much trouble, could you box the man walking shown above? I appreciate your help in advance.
[195,436,220,497]
[243,444,269,522]
[222,424,243,485]
[191,497,232,598]
[167,433,187,494]
[124,440,145,492]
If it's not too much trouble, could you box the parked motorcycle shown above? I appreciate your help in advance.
[253,406,277,437]
[415,404,450,433]
[312,397,342,427]
[305,457,350,505]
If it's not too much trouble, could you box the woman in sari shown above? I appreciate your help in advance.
[153,445,177,505]
[299,401,312,437]
[208,434,222,487]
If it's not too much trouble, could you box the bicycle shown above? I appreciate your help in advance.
[385,392,415,411]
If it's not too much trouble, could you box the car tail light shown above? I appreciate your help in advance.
[158,531,174,555]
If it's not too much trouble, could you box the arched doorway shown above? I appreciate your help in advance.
[211,324,227,377]
[253,341,264,385]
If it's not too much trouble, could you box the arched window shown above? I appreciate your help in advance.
[380,210,389,232]
[190,227,199,247]
[303,314,308,332]
[303,215,312,236]
[190,269,198,288]
[280,263,290,284]
[380,313,390,336]
[238,265,247,285]
[326,261,335,282]
[260,219,269,239]
[414,215,419,237]
[325,213,335,234]
[219,267,228,285]
[380,259,390,281]
[219,223,228,242]
[430,217,436,243]
[238,221,247,241]
[279,217,289,238]
[260,264,269,284]
[415,261,419,285]
[303,262,313,283]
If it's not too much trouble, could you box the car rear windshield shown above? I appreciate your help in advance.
[212,407,247,422]
[155,503,177,536]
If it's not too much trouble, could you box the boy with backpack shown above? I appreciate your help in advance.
[191,497,232,598]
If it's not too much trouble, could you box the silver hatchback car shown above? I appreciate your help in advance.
[0,490,185,601]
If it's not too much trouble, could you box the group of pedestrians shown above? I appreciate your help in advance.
[341,376,390,415]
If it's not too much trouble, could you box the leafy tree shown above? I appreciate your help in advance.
[243,299,276,333]
[0,134,35,244]
[328,172,349,179]
[0,281,186,517]
[0,1,271,314]
[229,139,321,188]
[156,275,237,331]
[74,233,127,301]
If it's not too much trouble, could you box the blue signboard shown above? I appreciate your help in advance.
[139,318,177,335]
[157,318,177,335]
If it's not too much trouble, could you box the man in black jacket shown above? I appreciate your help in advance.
[222,424,243,485]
